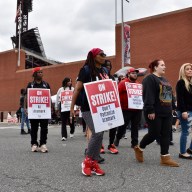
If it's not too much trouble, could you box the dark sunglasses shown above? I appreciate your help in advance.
[99,53,106,57]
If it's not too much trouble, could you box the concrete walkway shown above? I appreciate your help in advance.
[0,123,191,192]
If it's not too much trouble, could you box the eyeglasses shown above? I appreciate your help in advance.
[99,53,106,57]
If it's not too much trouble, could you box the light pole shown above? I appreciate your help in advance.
[121,0,129,68]
[115,0,117,25]
[17,1,22,67]
[121,0,124,68]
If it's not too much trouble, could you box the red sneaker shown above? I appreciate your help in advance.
[91,160,105,176]
[108,144,118,154]
[81,157,92,176]
[100,144,105,154]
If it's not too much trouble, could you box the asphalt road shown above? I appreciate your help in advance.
[0,123,191,192]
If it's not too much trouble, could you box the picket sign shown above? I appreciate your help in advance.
[84,79,124,133]
[27,88,51,119]
[12,114,18,123]
[7,113,18,123]
[125,82,143,109]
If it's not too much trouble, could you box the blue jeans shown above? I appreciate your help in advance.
[21,108,30,130]
[177,111,192,154]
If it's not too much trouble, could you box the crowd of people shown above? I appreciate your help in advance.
[19,48,192,177]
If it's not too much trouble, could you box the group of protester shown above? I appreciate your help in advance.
[20,47,192,177]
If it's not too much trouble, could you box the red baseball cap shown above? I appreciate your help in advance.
[90,48,103,58]
[128,68,139,74]
[32,67,42,74]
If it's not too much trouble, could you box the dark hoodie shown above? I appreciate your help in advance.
[142,74,173,117]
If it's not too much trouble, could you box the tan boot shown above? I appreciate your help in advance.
[160,155,179,167]
[134,145,144,162]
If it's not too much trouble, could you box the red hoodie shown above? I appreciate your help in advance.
[118,77,141,110]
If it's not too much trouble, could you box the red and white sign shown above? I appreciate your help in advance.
[84,79,124,133]
[113,81,119,96]
[27,88,51,119]
[125,82,143,109]
[124,24,130,64]
[60,90,73,112]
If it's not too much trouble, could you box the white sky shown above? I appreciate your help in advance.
[0,0,191,62]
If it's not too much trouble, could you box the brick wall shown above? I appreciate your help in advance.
[0,49,116,113]
[0,7,191,114]
[116,7,192,89]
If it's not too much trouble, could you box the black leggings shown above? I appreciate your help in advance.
[140,114,172,155]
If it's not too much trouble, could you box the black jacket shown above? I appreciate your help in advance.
[176,79,192,113]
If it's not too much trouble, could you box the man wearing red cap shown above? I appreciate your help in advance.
[114,68,142,148]
[25,67,51,153]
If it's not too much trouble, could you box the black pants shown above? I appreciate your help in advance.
[60,111,75,138]
[109,128,117,145]
[30,119,48,146]
[116,110,142,147]
[156,128,173,143]
[140,114,172,155]
[82,118,86,132]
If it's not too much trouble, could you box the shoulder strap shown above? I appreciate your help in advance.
[30,82,34,88]
[42,81,49,88]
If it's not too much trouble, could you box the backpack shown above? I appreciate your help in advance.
[75,65,108,107]
[30,81,49,89]
[16,107,21,116]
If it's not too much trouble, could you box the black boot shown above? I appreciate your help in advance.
[21,129,27,135]
[28,129,31,134]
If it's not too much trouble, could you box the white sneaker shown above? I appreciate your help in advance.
[70,134,74,138]
[39,144,48,153]
[31,144,38,152]
[61,137,67,141]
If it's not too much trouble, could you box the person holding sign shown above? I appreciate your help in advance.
[114,68,142,148]
[134,59,179,167]
[70,48,109,176]
[55,77,75,141]
[100,60,118,154]
[20,88,31,134]
[26,67,51,153]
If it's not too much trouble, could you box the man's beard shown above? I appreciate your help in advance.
[129,76,137,81]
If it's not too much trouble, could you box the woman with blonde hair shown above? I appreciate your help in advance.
[176,63,192,159]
